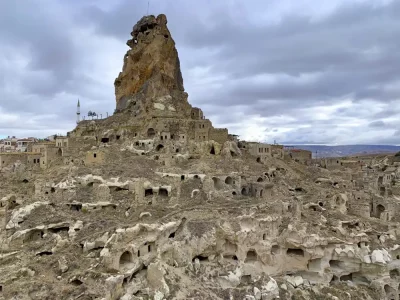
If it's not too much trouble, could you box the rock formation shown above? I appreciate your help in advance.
[114,14,188,118]
[1,14,400,300]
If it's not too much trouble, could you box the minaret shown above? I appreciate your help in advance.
[76,99,81,124]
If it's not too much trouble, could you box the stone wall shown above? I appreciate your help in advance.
[288,149,312,163]
[0,153,28,168]
[209,128,228,144]
[85,151,105,166]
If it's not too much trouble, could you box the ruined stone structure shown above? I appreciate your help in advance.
[0,14,399,300]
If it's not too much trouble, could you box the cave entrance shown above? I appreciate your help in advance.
[147,128,156,138]
[225,176,233,185]
[159,188,168,197]
[377,204,385,219]
[120,251,133,268]
[210,145,215,155]
[286,248,304,257]
[245,250,258,263]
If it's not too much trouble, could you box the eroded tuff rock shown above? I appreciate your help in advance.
[1,13,400,300]
[114,14,188,116]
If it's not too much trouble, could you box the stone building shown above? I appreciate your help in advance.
[16,138,36,152]
[285,148,312,164]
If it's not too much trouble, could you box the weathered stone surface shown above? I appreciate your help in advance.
[115,14,187,116]
[0,12,398,300]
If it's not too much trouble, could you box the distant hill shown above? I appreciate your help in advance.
[284,145,400,158]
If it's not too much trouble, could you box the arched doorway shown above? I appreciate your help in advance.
[225,176,233,185]
[156,144,164,151]
[377,204,385,219]
[119,251,133,269]
[57,148,62,156]
[147,128,156,138]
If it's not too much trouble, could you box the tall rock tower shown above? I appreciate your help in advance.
[114,14,191,119]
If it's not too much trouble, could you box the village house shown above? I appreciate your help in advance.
[16,138,36,152]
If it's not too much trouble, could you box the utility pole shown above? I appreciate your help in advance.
[147,1,149,15]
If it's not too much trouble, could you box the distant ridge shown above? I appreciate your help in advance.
[284,145,400,158]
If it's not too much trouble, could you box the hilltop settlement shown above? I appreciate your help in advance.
[1,14,400,300]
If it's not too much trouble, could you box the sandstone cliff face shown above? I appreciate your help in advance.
[114,14,188,117]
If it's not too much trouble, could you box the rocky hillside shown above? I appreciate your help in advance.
[0,14,399,300]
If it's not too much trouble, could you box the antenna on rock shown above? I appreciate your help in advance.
[147,1,149,15]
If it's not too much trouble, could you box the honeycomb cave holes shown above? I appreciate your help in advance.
[192,255,208,262]
[212,177,224,190]
[384,284,396,299]
[390,269,400,279]
[225,176,233,185]
[147,128,156,138]
[271,245,280,255]
[70,279,83,286]
[145,189,153,197]
[286,248,304,257]
[120,251,133,268]
[158,188,168,197]
[223,254,238,261]
[245,250,258,263]
[376,204,385,219]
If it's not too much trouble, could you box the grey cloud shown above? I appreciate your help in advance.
[1,0,400,144]
[369,121,386,128]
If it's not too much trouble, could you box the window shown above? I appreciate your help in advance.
[94,153,97,158]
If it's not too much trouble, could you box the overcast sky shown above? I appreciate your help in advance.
[0,0,399,144]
